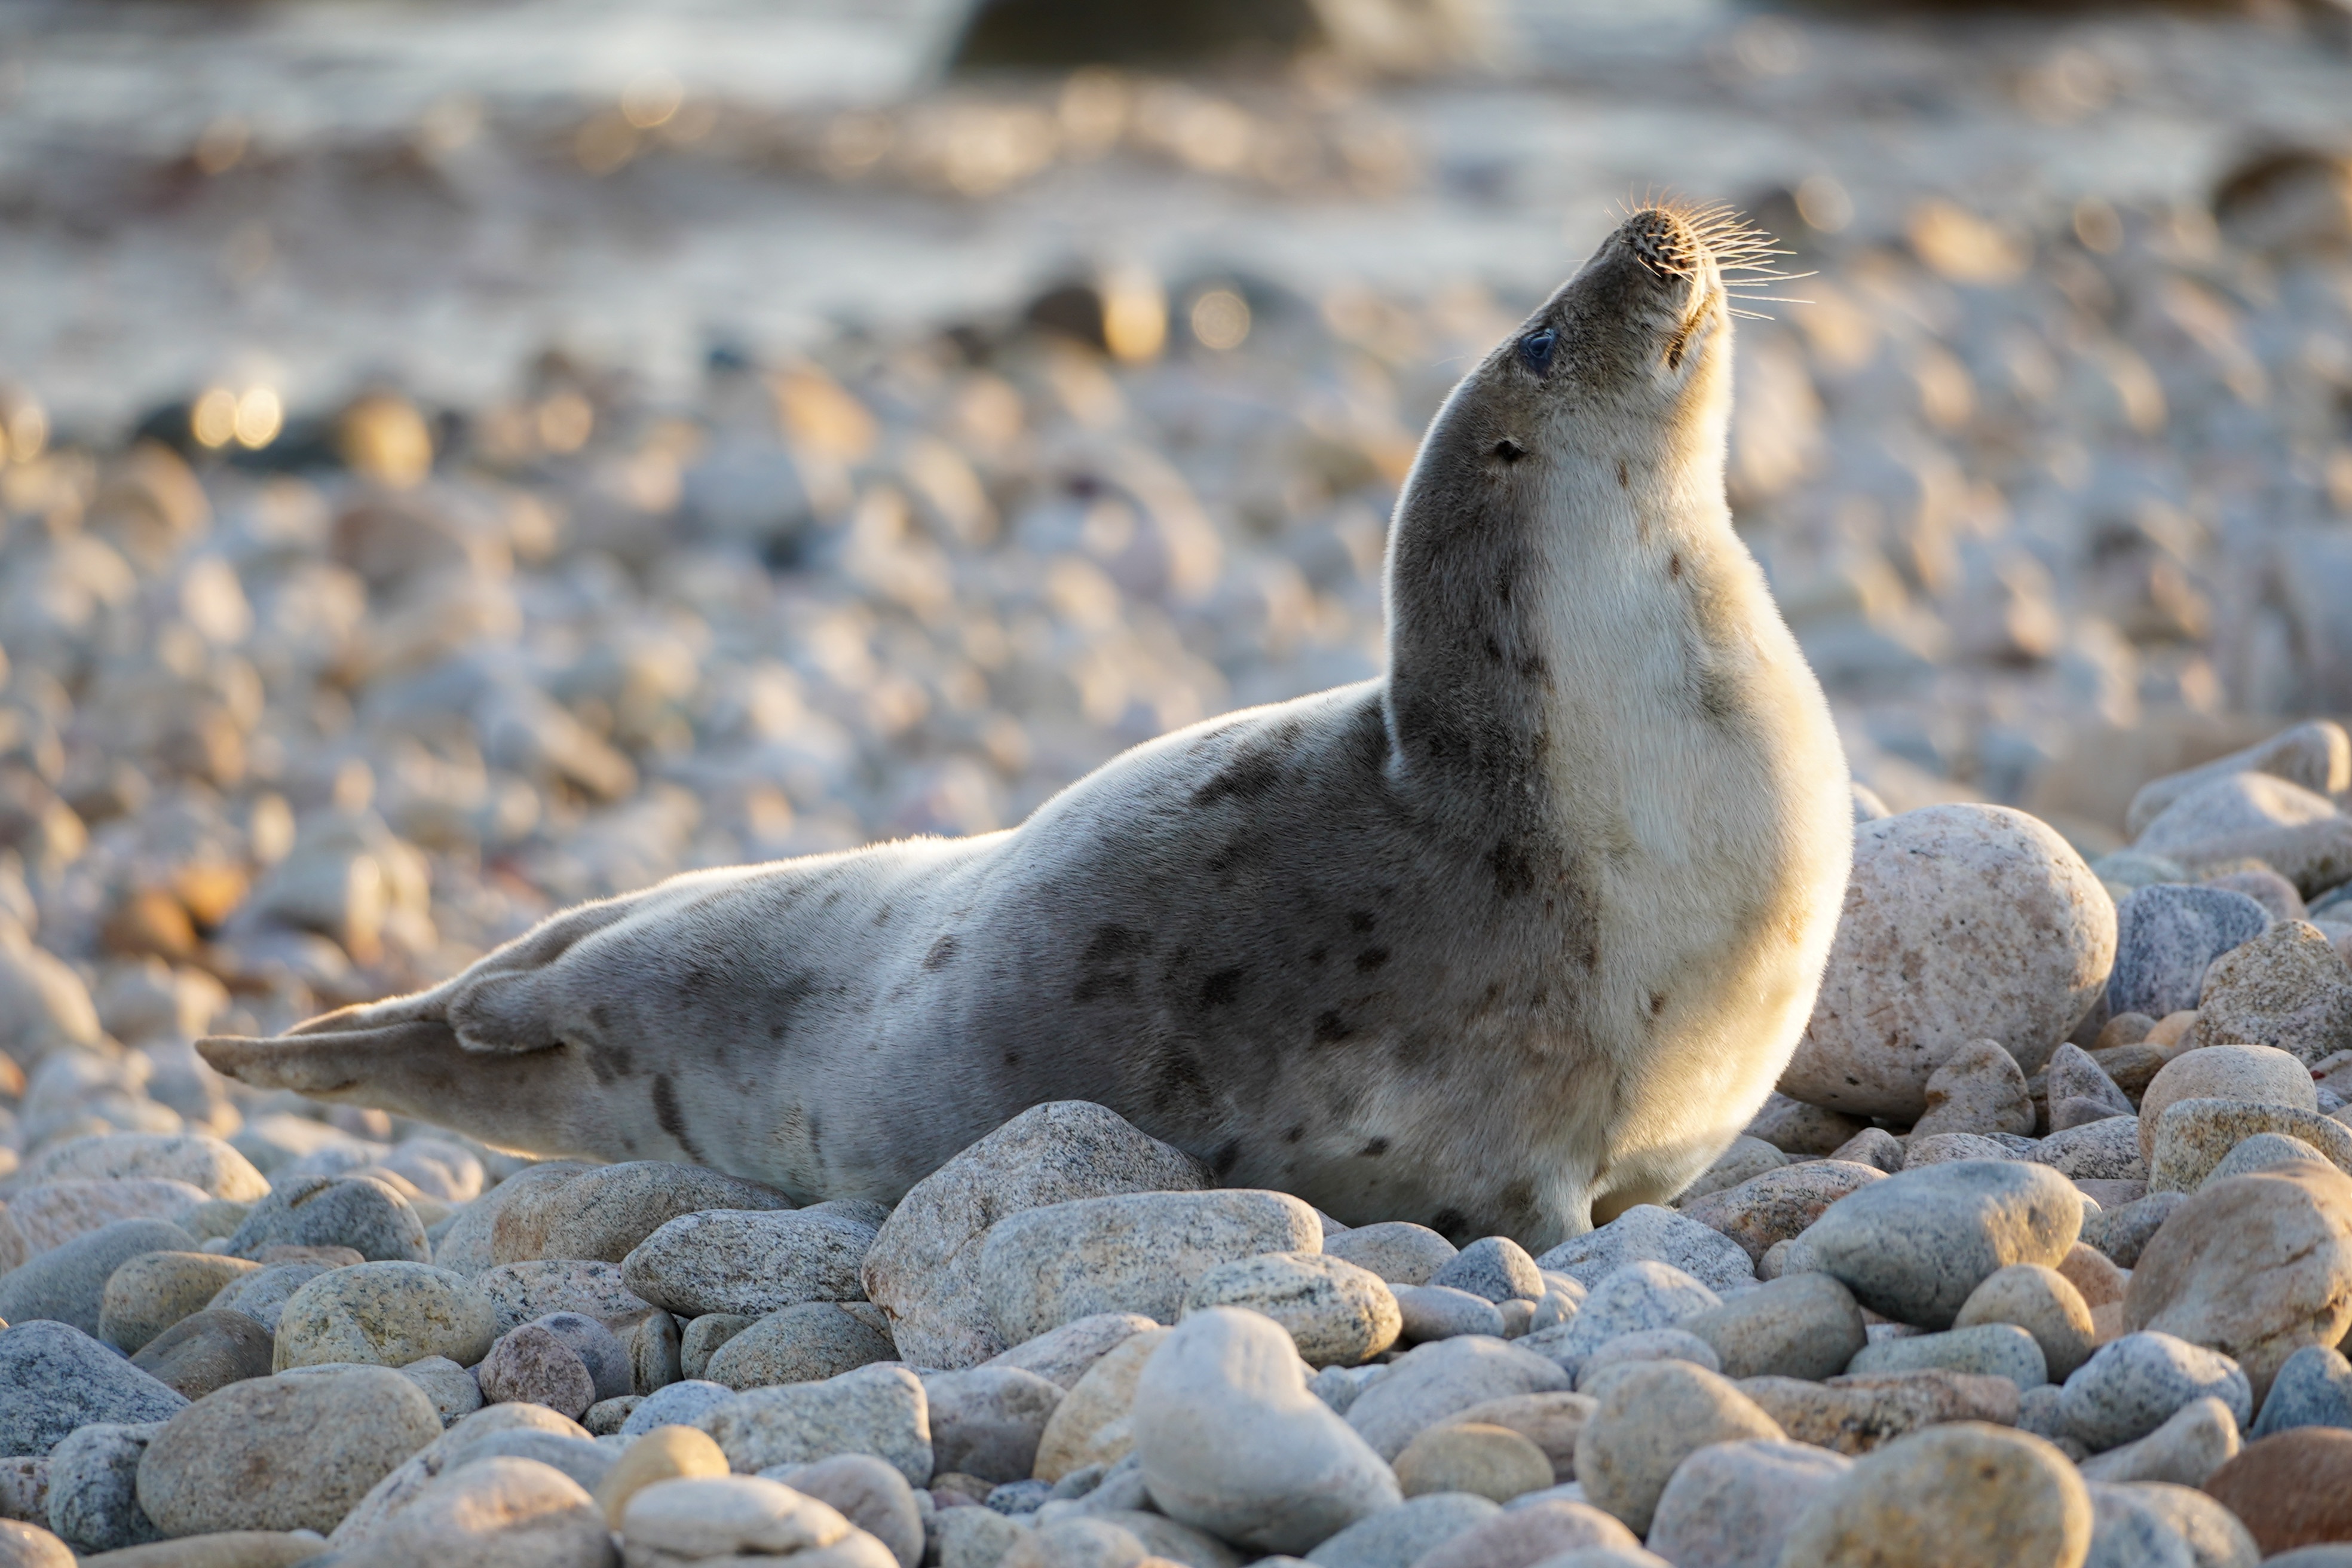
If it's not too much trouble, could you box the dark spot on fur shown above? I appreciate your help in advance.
[1354,946,1390,972]
[1650,990,1668,1016]
[823,890,843,907]
[651,1074,708,1164]
[1210,1138,1242,1178]
[1482,633,1503,663]
[1669,552,1682,579]
[1307,947,1327,966]
[1149,1043,1213,1114]
[1493,439,1525,463]
[1313,1010,1353,1044]
[1430,1207,1468,1239]
[872,905,891,926]
[1004,1051,1021,1068]
[589,1004,611,1031]
[923,935,958,971]
[1284,1124,1305,1144]
[1696,664,1742,724]
[1349,911,1377,933]
[1074,924,1146,1003]
[1502,1178,1537,1217]
[1518,651,1549,684]
[1488,837,1537,899]
[1618,458,1630,487]
[1361,1136,1390,1157]
[1200,967,1245,1006]
[1192,723,1301,807]
[583,1039,634,1085]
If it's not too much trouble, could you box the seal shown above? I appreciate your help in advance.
[201,204,1852,1247]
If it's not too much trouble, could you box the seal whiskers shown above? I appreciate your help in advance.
[203,206,1852,1247]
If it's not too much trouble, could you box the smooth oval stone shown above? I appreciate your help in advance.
[1681,1272,1867,1382]
[206,1261,332,1336]
[1185,1252,1401,1367]
[1788,1160,2081,1330]
[1392,1422,1552,1504]
[1391,1284,1506,1344]
[621,1208,877,1319]
[621,1379,737,1438]
[1302,1492,1500,1568]
[921,1365,1064,1486]
[330,1452,611,1566]
[476,1322,595,1418]
[1429,1238,1545,1305]
[128,1307,277,1399]
[135,1365,441,1536]
[1953,1264,2097,1383]
[1646,1438,1851,1568]
[1533,1206,1756,1294]
[1345,1336,1572,1462]
[2075,1395,2241,1488]
[1678,1163,1886,1265]
[98,1251,261,1353]
[1322,1222,1459,1287]
[1131,1306,1401,1554]
[696,1363,932,1486]
[703,1301,896,1391]
[2059,1331,2253,1453]
[44,1420,164,1554]
[1848,1323,2048,1388]
[1573,1360,1784,1536]
[2192,920,2352,1064]
[2139,1043,2318,1168]
[2201,1427,2352,1558]
[0,1218,197,1336]
[272,1261,497,1371]
[2253,1344,2352,1438]
[13,1131,270,1202]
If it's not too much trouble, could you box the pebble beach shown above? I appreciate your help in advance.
[6,1,2352,1564]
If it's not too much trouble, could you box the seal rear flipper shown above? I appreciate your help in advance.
[197,1013,466,1101]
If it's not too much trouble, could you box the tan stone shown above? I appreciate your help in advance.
[2194,922,2352,1064]
[1393,1423,1552,1503]
[1433,1392,1595,1482]
[2138,1043,2316,1168]
[2057,1242,2129,1308]
[97,1252,260,1353]
[593,1423,728,1527]
[1737,1370,2020,1456]
[1953,1264,2097,1381]
[1575,1361,1783,1536]
[1033,1328,1168,1481]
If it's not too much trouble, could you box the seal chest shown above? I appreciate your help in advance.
[202,205,1852,1249]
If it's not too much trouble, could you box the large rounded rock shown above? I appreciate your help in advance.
[620,1473,883,1566]
[859,1102,1207,1371]
[979,1190,1319,1343]
[1182,1252,1399,1367]
[206,1261,332,1336]
[1735,1370,2021,1456]
[1321,1223,1457,1287]
[1785,1159,2082,1330]
[1031,1326,1166,1481]
[272,1261,497,1370]
[1955,1264,2097,1383]
[2146,1100,2352,1193]
[7,1178,211,1254]
[477,1322,596,1418]
[44,1420,164,1554]
[1780,804,2115,1116]
[2134,773,2352,895]
[473,1260,654,1336]
[2200,1427,2352,1557]
[1573,1360,1785,1536]
[0,1218,196,1336]
[621,1208,877,1319]
[1132,1307,1401,1555]
[2253,1344,2352,1437]
[2124,722,2352,839]
[2124,1165,2352,1402]
[0,1319,188,1455]
[1300,1493,1499,1568]
[1774,1422,2091,1566]
[1529,1260,1720,1365]
[136,1365,442,1535]
[920,1365,1064,1484]
[0,1521,71,1568]
[488,1160,794,1266]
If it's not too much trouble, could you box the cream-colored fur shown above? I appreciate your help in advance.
[203,208,1851,1248]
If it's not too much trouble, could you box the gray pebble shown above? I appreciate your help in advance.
[1345,1336,1572,1461]
[1301,1492,1499,1568]
[2029,1117,2147,1182]
[790,1452,926,1568]
[1646,1437,1851,1568]
[705,1300,896,1391]
[226,1175,428,1263]
[2084,1481,2198,1568]
[400,1355,485,1426]
[2081,1190,2188,1269]
[680,1311,755,1379]
[43,1422,163,1554]
[127,1307,275,1400]
[2060,1331,2253,1452]
[2108,884,2271,1021]
[1679,1272,1866,1382]
[522,1311,630,1403]
[2252,1343,2352,1437]
[1429,1238,1544,1304]
[0,1320,188,1456]
[0,1218,195,1335]
[620,1206,877,1319]
[2203,1130,2329,1186]
[1392,1284,1505,1343]
[619,1376,735,1437]
[697,1362,933,1485]
[1533,1261,1721,1366]
[1572,1328,1719,1389]
[924,1365,1066,1484]
[1533,1205,1756,1294]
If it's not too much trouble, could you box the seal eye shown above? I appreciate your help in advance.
[1518,329,1558,374]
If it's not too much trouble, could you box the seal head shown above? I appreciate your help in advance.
[203,206,1851,1248]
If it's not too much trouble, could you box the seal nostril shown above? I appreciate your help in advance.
[1493,439,1526,463]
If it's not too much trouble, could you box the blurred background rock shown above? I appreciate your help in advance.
[0,0,2347,1162]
